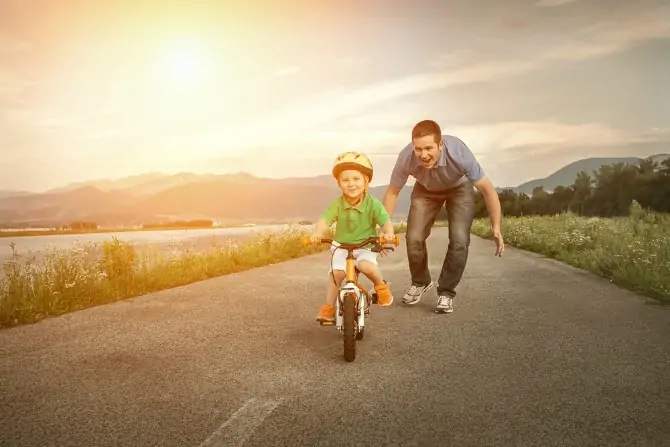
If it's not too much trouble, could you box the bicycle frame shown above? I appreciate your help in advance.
[334,248,370,333]
[303,234,400,350]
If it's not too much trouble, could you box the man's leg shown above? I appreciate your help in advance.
[403,183,444,305]
[435,181,475,314]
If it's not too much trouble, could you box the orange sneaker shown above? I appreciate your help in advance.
[374,281,394,306]
[316,304,335,323]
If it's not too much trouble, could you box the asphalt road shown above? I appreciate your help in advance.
[0,227,668,446]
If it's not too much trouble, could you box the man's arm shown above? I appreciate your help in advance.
[472,175,502,235]
[382,145,411,217]
[371,197,394,236]
[382,185,401,218]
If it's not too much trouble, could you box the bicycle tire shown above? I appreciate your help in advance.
[342,292,357,362]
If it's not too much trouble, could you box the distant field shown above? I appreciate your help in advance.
[0,222,295,238]
[471,207,670,303]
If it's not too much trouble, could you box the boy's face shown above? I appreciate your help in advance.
[337,169,367,199]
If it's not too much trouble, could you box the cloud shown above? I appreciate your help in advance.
[200,5,670,153]
[426,50,474,69]
[0,37,32,54]
[449,121,670,158]
[0,69,35,103]
[335,56,367,68]
[275,66,301,76]
[536,0,579,7]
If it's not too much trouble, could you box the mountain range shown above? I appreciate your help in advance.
[1,154,667,227]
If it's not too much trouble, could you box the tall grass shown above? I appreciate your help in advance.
[0,228,331,328]
[471,201,670,302]
[0,223,412,329]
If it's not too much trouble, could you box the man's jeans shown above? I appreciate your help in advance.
[405,180,476,298]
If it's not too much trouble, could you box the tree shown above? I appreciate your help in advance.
[478,157,670,218]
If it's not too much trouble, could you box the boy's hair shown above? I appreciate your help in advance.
[411,120,442,143]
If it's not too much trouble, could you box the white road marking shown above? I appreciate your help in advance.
[198,397,283,447]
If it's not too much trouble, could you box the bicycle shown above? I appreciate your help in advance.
[302,234,400,362]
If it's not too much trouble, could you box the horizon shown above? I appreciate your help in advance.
[4,150,670,195]
[2,0,669,192]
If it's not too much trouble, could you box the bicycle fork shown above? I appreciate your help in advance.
[335,283,367,333]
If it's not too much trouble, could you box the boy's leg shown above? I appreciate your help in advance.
[403,182,445,305]
[435,181,476,314]
[316,245,346,323]
[317,270,345,323]
[357,250,393,306]
[325,270,345,305]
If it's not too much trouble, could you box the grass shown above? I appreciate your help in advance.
[0,222,415,329]
[470,202,670,303]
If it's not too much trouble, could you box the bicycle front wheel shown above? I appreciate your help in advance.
[342,292,357,362]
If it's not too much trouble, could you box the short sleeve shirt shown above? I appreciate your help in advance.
[388,135,485,191]
[321,192,391,245]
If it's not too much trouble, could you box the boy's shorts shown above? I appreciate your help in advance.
[328,241,378,273]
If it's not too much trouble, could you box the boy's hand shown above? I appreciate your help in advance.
[378,231,395,257]
[379,231,395,244]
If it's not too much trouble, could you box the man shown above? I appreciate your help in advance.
[382,119,504,314]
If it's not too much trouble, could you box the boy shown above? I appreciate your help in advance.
[311,151,396,324]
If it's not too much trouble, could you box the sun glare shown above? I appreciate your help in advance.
[159,39,208,90]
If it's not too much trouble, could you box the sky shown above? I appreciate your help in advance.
[1,0,669,192]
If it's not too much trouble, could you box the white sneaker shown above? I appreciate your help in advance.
[401,281,434,305]
[435,295,453,314]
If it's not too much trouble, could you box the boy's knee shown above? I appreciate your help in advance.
[357,260,377,274]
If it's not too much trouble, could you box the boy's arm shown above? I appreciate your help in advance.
[313,218,330,238]
[379,220,395,238]
[313,198,339,238]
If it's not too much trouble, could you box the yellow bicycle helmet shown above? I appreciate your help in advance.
[332,151,374,183]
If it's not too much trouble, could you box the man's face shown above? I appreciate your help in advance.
[412,135,441,168]
[338,169,367,199]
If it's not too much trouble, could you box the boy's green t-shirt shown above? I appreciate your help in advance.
[320,192,391,245]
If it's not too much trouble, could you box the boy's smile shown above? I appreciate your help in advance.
[338,169,367,203]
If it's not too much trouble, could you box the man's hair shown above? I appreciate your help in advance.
[411,120,442,143]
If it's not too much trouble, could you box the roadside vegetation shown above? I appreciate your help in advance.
[471,201,670,303]
[469,158,670,303]
[0,222,415,329]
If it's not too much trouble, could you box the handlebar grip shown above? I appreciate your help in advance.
[381,234,400,246]
[301,237,333,246]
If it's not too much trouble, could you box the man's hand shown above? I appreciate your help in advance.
[492,228,504,257]
[472,175,504,257]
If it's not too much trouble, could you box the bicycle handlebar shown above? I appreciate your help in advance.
[301,234,400,249]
